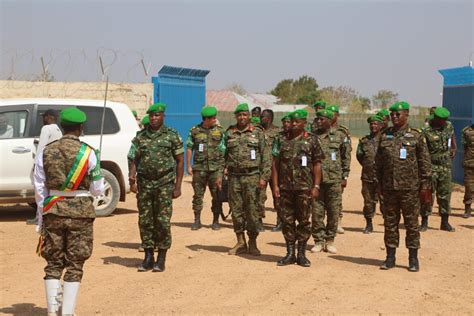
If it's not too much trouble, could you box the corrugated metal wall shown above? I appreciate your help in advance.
[439,66,474,184]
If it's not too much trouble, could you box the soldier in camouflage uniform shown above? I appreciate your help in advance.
[420,107,456,232]
[129,103,184,273]
[257,109,281,232]
[356,115,383,234]
[34,107,104,315]
[376,109,390,131]
[326,104,351,234]
[185,106,225,231]
[462,122,474,218]
[375,101,431,272]
[221,103,271,256]
[311,109,346,254]
[307,100,327,132]
[272,109,324,267]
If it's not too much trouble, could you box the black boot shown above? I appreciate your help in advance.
[440,214,455,232]
[277,241,296,266]
[380,247,396,270]
[191,212,202,230]
[296,241,311,267]
[408,248,419,272]
[363,217,373,234]
[271,217,283,232]
[153,249,167,272]
[463,204,471,219]
[419,216,428,232]
[137,248,154,272]
[211,212,220,230]
[258,218,265,232]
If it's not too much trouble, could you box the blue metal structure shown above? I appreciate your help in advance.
[152,65,210,171]
[438,65,474,184]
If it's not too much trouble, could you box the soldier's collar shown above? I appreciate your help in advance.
[62,134,80,141]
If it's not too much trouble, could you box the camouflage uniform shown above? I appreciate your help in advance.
[311,128,346,243]
[334,125,351,220]
[41,135,96,282]
[131,126,184,249]
[356,133,382,219]
[462,125,474,208]
[375,126,431,249]
[224,124,271,236]
[273,132,324,243]
[421,122,454,216]
[186,123,225,217]
[258,124,281,219]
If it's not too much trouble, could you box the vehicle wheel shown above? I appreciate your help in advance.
[93,168,120,217]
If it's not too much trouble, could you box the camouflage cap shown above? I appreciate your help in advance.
[316,109,334,120]
[141,114,150,126]
[377,109,390,118]
[201,106,218,118]
[433,107,450,119]
[367,114,383,124]
[326,104,340,113]
[147,103,167,114]
[60,107,87,125]
[289,109,308,120]
[234,103,249,114]
[389,101,410,112]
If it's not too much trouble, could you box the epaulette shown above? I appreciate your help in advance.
[338,124,351,137]
[226,125,237,132]
[45,139,59,147]
[81,141,96,151]
[166,126,180,135]
[408,127,421,134]
[360,134,370,142]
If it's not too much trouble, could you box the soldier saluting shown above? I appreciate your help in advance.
[34,107,104,316]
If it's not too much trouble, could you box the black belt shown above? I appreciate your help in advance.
[137,168,174,180]
[228,167,259,174]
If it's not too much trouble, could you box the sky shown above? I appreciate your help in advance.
[0,0,472,106]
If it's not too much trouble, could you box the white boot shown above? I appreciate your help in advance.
[44,279,61,316]
[62,282,80,316]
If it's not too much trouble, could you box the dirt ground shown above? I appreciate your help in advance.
[1,144,473,315]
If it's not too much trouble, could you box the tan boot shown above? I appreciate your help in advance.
[311,242,324,253]
[325,240,337,254]
[247,235,261,256]
[228,233,247,255]
[337,217,345,234]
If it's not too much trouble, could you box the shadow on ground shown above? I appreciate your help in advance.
[0,204,35,222]
[328,255,407,268]
[0,303,47,315]
[459,224,473,230]
[111,208,137,215]
[102,255,141,268]
[172,221,234,229]
[103,241,140,250]
[186,244,230,253]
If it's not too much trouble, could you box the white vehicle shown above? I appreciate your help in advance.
[0,98,139,216]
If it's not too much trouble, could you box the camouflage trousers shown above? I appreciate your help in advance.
[137,179,173,249]
[361,181,382,219]
[383,189,420,249]
[420,166,452,216]
[192,170,222,215]
[280,190,312,243]
[311,182,342,243]
[464,167,474,205]
[258,177,280,219]
[228,174,260,236]
[42,214,94,282]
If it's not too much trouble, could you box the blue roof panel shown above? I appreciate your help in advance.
[438,66,474,87]
[158,65,210,78]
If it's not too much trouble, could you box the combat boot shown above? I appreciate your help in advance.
[296,241,311,267]
[440,214,455,232]
[153,249,167,272]
[311,241,324,253]
[363,217,373,234]
[336,218,345,234]
[44,279,61,316]
[408,248,419,272]
[419,216,428,232]
[247,234,261,256]
[277,241,296,266]
[137,248,154,272]
[258,218,265,232]
[271,217,283,232]
[191,212,202,230]
[380,247,396,270]
[211,212,220,230]
[325,240,337,254]
[228,233,247,255]
[62,281,80,316]
[463,204,471,218]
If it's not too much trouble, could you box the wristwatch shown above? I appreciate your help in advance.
[313,184,320,190]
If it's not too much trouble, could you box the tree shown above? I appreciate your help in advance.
[33,71,55,82]
[270,75,319,104]
[319,86,371,113]
[227,83,247,95]
[372,90,398,109]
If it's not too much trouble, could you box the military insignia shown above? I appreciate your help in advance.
[386,135,394,140]
[405,133,414,137]
[196,133,207,140]
[211,130,222,137]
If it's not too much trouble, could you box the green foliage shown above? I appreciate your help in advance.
[270,75,319,104]
[372,90,399,109]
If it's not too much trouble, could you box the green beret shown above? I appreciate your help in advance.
[389,101,410,112]
[147,103,167,114]
[250,117,261,124]
[234,103,249,114]
[289,109,308,120]
[60,107,87,125]
[377,109,390,118]
[281,113,291,121]
[132,110,138,117]
[312,100,327,109]
[367,115,383,124]
[434,107,450,119]
[316,109,334,120]
[326,104,340,113]
[427,114,434,122]
[141,115,150,126]
[201,106,217,118]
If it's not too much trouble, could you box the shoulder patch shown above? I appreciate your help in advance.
[81,141,95,150]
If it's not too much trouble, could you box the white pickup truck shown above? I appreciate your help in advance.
[0,98,139,216]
